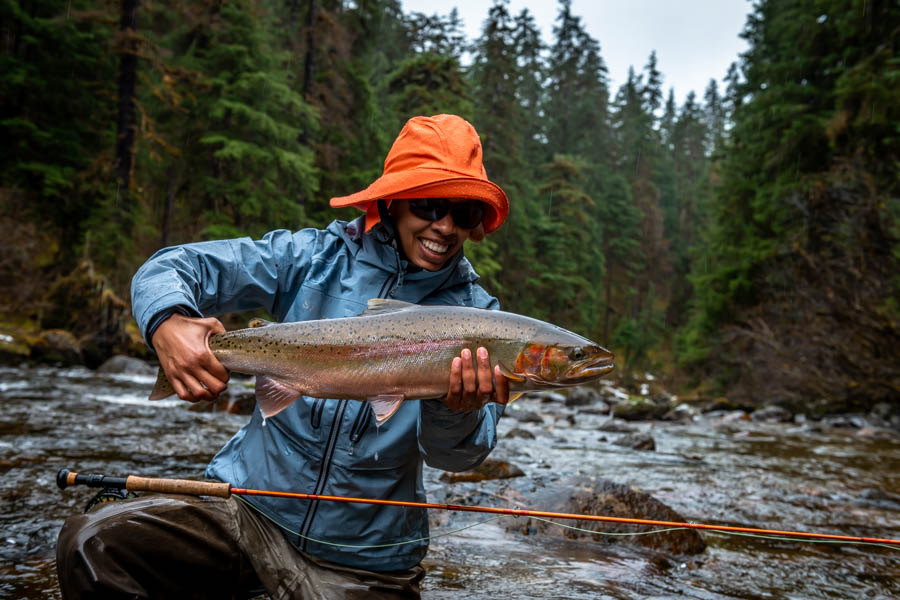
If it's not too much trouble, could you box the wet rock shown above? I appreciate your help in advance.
[614,433,656,451]
[854,488,900,511]
[855,426,897,440]
[0,330,30,363]
[29,329,82,365]
[820,414,868,429]
[597,419,638,433]
[869,403,900,431]
[505,428,536,440]
[506,476,706,555]
[703,397,738,413]
[96,355,156,376]
[507,408,544,424]
[750,405,793,422]
[663,403,698,422]
[529,391,566,404]
[439,459,525,483]
[612,395,670,421]
[579,404,611,416]
[40,261,142,367]
[565,387,600,407]
[719,410,750,422]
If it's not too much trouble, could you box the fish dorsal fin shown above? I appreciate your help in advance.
[368,394,405,425]
[255,376,302,418]
[248,317,274,328]
[361,298,415,316]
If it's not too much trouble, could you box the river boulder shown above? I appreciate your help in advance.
[29,329,82,365]
[40,261,144,367]
[96,355,156,376]
[506,476,706,555]
[439,459,525,483]
[612,395,670,421]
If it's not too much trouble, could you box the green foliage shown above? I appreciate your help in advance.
[5,0,894,410]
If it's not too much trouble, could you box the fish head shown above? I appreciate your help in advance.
[514,337,614,387]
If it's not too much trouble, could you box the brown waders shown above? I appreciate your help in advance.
[56,494,424,600]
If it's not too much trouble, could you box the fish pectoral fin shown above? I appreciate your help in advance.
[361,298,415,316]
[247,317,275,328]
[367,394,405,425]
[497,362,526,383]
[255,376,303,418]
[507,393,524,404]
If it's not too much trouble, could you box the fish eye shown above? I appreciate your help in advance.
[569,347,585,361]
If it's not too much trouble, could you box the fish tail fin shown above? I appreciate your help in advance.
[255,376,302,418]
[149,368,176,400]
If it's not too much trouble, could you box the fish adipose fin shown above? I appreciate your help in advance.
[361,298,415,316]
[247,317,275,328]
[255,376,303,418]
[368,394,405,425]
[149,368,176,400]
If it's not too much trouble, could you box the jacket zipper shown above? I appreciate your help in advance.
[348,403,371,453]
[297,269,397,550]
[298,398,348,550]
[310,398,324,428]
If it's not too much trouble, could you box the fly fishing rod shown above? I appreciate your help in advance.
[57,469,900,547]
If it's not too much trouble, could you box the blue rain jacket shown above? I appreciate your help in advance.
[131,216,504,571]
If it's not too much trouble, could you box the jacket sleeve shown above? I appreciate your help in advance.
[417,284,506,472]
[131,228,320,346]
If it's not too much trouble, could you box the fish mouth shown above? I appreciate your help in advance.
[566,354,615,381]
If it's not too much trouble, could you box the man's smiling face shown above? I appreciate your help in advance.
[391,200,473,271]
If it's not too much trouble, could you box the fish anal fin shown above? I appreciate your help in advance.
[248,317,275,328]
[497,362,526,383]
[149,368,176,400]
[507,392,524,404]
[368,394,405,425]
[256,376,302,418]
[361,299,415,316]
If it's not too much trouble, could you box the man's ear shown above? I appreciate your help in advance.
[469,223,485,243]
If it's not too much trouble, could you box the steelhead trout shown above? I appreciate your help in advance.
[150,299,614,424]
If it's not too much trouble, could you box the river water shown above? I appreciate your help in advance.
[0,364,898,599]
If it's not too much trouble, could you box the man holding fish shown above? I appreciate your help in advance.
[56,115,613,599]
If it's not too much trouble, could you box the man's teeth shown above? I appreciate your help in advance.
[421,239,449,254]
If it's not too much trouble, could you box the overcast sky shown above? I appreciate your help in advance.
[400,0,752,105]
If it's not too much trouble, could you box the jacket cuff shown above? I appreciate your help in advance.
[144,305,200,352]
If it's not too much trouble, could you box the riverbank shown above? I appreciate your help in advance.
[1,363,898,598]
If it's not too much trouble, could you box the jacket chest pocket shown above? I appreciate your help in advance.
[343,401,419,470]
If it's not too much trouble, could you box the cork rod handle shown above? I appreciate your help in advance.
[125,475,232,498]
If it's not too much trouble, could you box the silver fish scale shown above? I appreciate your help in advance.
[207,304,593,401]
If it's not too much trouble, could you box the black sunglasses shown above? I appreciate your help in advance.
[407,198,485,230]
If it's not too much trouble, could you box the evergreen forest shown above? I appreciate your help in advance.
[1,0,897,414]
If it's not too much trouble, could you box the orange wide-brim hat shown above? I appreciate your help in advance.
[330,114,509,234]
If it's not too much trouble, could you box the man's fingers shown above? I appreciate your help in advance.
[444,357,463,411]
[493,365,510,405]
[176,372,213,402]
[460,348,477,407]
[475,347,493,405]
[198,350,229,389]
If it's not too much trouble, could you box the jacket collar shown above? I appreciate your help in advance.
[328,216,481,292]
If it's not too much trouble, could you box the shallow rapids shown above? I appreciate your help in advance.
[0,365,897,598]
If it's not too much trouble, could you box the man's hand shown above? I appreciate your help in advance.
[151,313,229,402]
[443,347,510,411]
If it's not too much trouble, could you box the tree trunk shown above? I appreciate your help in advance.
[303,0,315,101]
[115,0,138,193]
